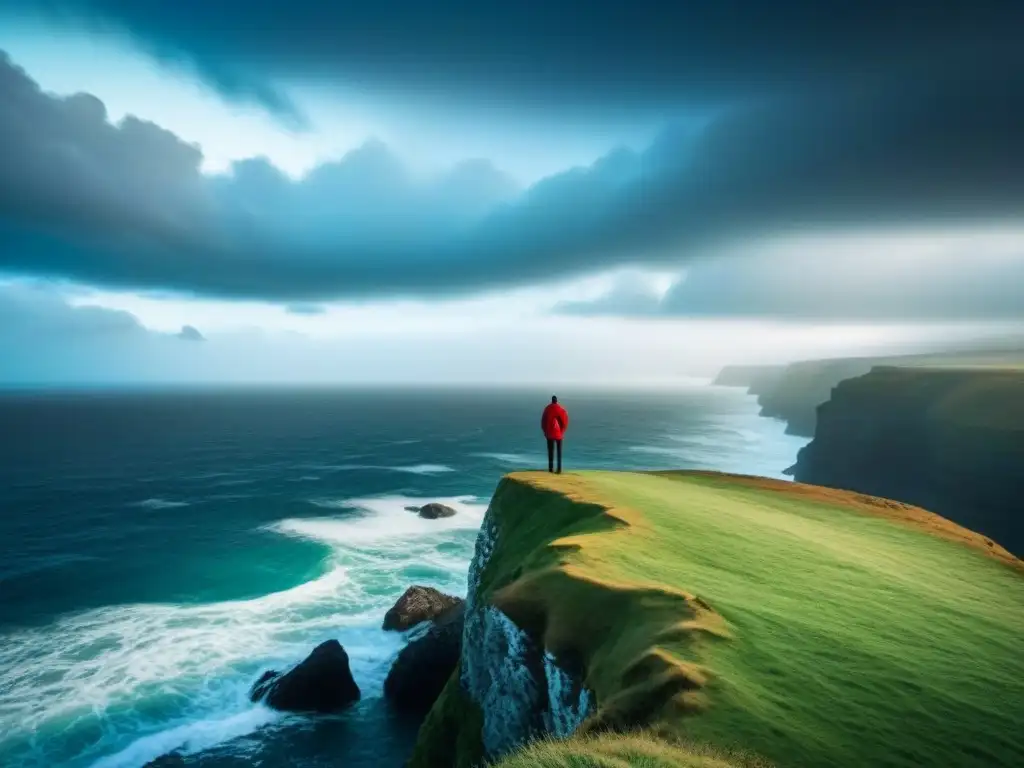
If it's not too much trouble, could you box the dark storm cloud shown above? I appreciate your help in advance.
[2,49,1024,305]
[8,1,1022,125]
[0,57,206,227]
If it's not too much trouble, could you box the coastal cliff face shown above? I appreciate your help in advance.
[410,478,595,768]
[793,366,1024,556]
[755,358,877,437]
[458,507,592,759]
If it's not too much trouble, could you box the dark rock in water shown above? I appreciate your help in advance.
[405,505,422,513]
[383,585,463,632]
[250,669,280,702]
[384,603,465,713]
[249,640,360,713]
[143,754,187,767]
[417,502,457,519]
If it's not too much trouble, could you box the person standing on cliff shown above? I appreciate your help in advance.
[541,396,569,473]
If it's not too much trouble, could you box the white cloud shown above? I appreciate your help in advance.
[555,227,1024,322]
[41,277,1009,386]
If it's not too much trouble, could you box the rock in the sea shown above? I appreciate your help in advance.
[384,603,465,713]
[415,502,457,520]
[383,585,464,632]
[249,639,360,713]
[250,670,279,701]
[143,754,187,767]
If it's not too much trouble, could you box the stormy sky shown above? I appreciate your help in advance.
[0,1,1022,383]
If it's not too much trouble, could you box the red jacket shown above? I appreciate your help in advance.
[541,403,569,440]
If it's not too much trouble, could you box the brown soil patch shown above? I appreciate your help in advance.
[656,470,1022,572]
[508,471,652,531]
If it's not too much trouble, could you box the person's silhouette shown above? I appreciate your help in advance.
[541,395,569,473]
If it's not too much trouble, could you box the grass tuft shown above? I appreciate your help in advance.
[493,731,774,768]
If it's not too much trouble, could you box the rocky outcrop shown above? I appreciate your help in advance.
[142,755,186,767]
[384,602,466,713]
[406,502,458,519]
[383,585,463,631]
[793,366,1024,555]
[409,488,593,768]
[461,514,592,758]
[250,639,360,713]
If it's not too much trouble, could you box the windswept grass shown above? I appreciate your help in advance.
[420,470,1024,768]
[493,731,773,768]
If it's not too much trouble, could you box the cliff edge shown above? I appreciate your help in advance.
[410,470,1024,768]
[793,365,1024,556]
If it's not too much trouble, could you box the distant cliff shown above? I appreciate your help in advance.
[711,364,784,392]
[715,347,1024,438]
[755,357,877,436]
[793,366,1024,556]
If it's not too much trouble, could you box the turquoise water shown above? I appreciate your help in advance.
[0,386,807,767]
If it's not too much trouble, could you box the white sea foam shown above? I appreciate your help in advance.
[394,463,454,475]
[91,707,280,768]
[307,498,354,510]
[304,463,455,475]
[283,495,487,545]
[132,498,190,510]
[0,490,485,767]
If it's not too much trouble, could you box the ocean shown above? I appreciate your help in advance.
[0,386,808,768]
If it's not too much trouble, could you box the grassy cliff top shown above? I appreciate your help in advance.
[478,471,1024,768]
[835,365,1024,430]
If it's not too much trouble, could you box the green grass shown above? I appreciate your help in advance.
[494,732,772,768]
[840,365,1024,430]
[431,470,1024,768]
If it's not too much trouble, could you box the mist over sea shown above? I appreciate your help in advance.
[0,386,808,768]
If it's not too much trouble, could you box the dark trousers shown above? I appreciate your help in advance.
[546,438,563,473]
